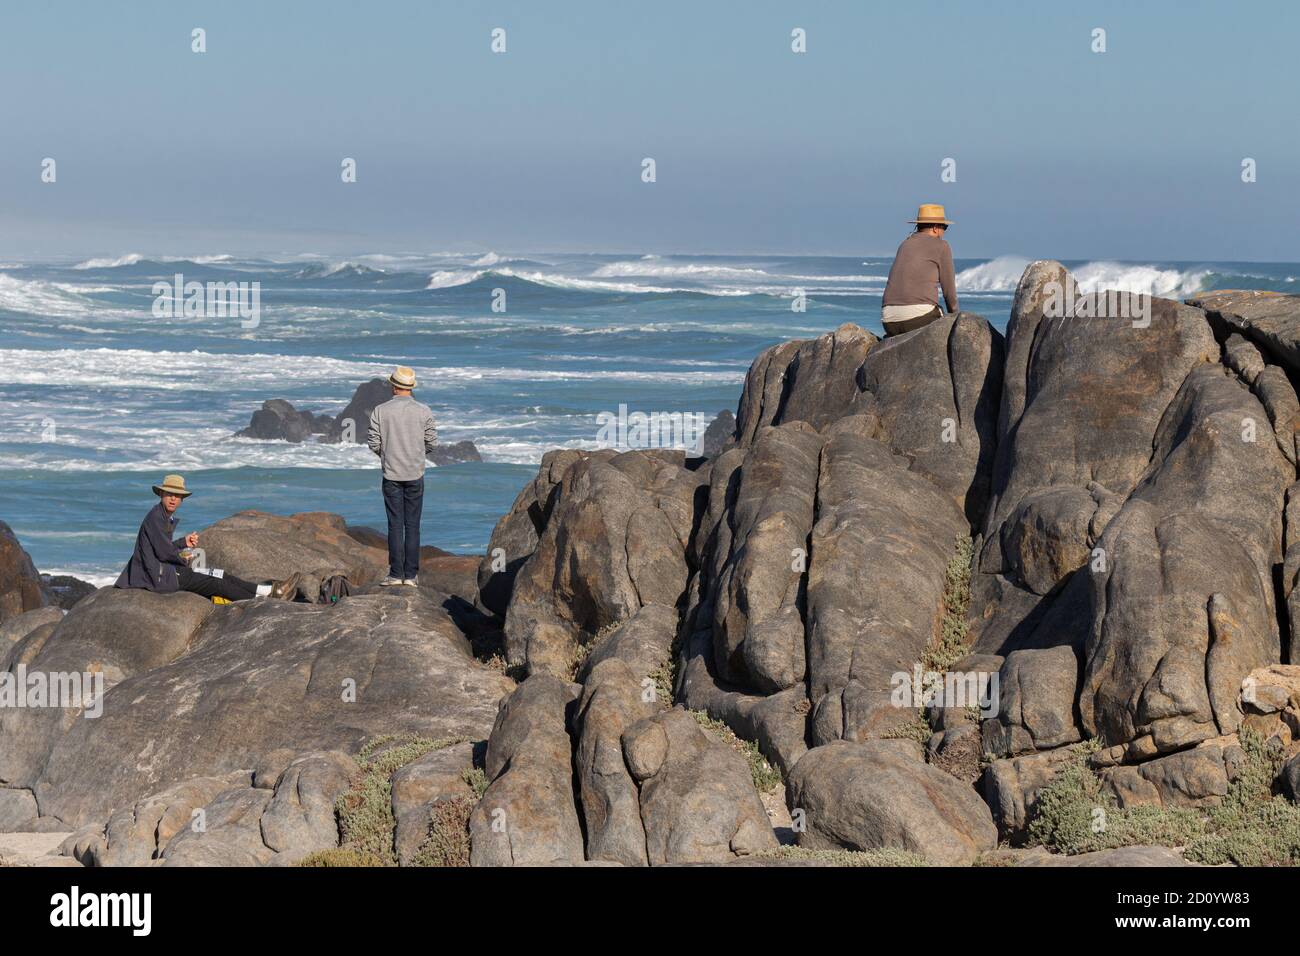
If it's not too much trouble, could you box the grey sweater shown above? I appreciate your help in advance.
[882,232,959,313]
[367,395,437,480]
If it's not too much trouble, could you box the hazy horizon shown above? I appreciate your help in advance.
[3,0,1298,262]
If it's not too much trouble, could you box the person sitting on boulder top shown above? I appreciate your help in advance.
[880,203,959,337]
[113,474,299,601]
[367,365,437,587]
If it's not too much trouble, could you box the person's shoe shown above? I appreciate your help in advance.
[379,576,403,587]
[402,578,419,587]
[270,572,301,601]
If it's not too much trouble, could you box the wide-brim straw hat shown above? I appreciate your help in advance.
[152,474,191,498]
[908,203,953,226]
[388,366,417,389]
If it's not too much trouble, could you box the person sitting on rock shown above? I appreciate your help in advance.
[367,365,437,587]
[880,203,959,336]
[113,474,300,602]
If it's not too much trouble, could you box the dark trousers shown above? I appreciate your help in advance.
[178,566,258,601]
[882,306,943,336]
[382,477,424,579]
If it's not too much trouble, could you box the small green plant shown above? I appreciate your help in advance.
[461,766,489,799]
[690,710,783,793]
[883,711,933,746]
[926,534,975,675]
[1184,729,1300,866]
[759,846,929,867]
[410,796,475,867]
[649,655,675,709]
[1026,730,1300,864]
[297,847,385,867]
[334,734,465,866]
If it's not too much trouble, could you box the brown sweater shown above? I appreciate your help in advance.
[882,232,959,313]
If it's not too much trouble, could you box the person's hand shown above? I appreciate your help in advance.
[185,532,199,548]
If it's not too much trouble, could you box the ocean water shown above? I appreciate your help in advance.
[1,251,1295,584]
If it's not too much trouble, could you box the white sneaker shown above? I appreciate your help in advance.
[402,578,419,587]
[380,576,403,587]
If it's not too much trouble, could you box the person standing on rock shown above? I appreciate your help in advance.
[114,474,300,601]
[367,366,437,587]
[880,203,959,336]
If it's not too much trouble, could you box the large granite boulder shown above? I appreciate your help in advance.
[196,510,389,594]
[469,674,585,866]
[503,450,703,677]
[982,645,1082,757]
[855,312,1004,523]
[622,708,777,864]
[574,659,658,865]
[0,587,216,793]
[476,449,593,617]
[0,520,48,624]
[734,324,877,445]
[19,585,511,828]
[390,741,478,866]
[806,416,970,744]
[1075,361,1291,756]
[974,274,1220,651]
[708,422,822,690]
[786,739,996,865]
[1189,290,1300,377]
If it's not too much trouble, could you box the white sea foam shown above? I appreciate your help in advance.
[72,253,235,270]
[955,255,1209,297]
[0,348,745,392]
[0,274,102,317]
[1071,261,1209,298]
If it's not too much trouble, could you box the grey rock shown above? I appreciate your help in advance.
[806,417,969,744]
[702,410,736,458]
[0,788,39,830]
[0,520,48,624]
[196,510,389,596]
[469,675,584,866]
[577,602,677,691]
[426,440,483,466]
[259,750,357,862]
[983,645,1081,757]
[1016,845,1196,867]
[503,451,701,677]
[786,739,996,865]
[390,741,477,866]
[709,422,821,688]
[981,747,1079,842]
[30,586,512,827]
[95,775,243,866]
[161,787,275,867]
[623,708,777,864]
[476,449,593,617]
[574,659,657,865]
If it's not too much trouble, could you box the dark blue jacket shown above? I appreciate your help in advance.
[114,503,187,592]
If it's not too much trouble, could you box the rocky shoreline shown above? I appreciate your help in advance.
[3,262,1300,867]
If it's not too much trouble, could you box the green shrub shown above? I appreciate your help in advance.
[1184,729,1300,866]
[297,847,384,867]
[690,710,783,793]
[334,734,464,866]
[1027,730,1300,865]
[410,796,475,867]
[759,846,929,867]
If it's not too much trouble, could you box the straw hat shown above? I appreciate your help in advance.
[388,366,417,389]
[908,203,953,226]
[152,474,191,498]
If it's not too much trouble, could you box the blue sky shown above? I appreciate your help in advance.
[1,0,1296,260]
